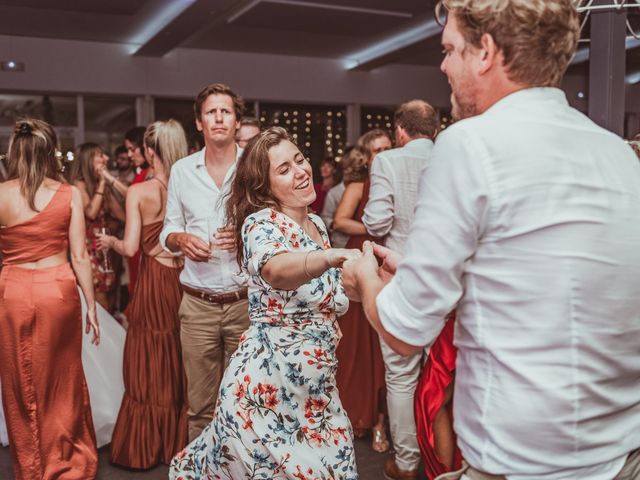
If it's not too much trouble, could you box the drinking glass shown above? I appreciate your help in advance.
[94,226,114,274]
[207,217,235,268]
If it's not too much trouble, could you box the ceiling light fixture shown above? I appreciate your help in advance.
[130,0,197,54]
[626,70,640,84]
[1,60,25,72]
[343,18,441,70]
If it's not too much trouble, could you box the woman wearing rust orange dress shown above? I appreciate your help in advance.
[414,314,462,479]
[123,126,152,297]
[0,119,100,480]
[97,119,188,469]
[333,140,391,453]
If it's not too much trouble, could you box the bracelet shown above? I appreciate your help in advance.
[95,191,104,196]
[109,177,115,186]
[303,251,314,279]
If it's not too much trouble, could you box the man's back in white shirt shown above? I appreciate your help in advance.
[377,88,640,479]
[363,138,433,254]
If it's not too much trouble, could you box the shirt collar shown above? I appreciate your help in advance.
[485,87,568,114]
[405,138,434,149]
[195,143,244,168]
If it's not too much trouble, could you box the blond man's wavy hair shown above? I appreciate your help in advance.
[437,0,580,87]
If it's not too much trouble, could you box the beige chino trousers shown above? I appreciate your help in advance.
[435,449,640,480]
[179,292,250,441]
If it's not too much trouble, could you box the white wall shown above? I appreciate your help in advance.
[0,33,637,114]
[0,34,451,107]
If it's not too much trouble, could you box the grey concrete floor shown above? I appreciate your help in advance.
[0,436,429,479]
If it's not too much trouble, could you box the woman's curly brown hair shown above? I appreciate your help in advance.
[341,146,369,185]
[225,126,293,266]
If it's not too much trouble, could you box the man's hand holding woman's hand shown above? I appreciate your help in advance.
[341,241,401,301]
[326,248,362,268]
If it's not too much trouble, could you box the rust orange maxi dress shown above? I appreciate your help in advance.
[335,179,386,430]
[0,183,98,480]
[109,221,188,468]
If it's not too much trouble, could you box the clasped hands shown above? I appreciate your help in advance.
[341,241,401,302]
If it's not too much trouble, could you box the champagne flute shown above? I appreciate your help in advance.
[98,227,114,274]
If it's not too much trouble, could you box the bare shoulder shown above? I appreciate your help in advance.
[0,179,18,199]
[344,181,364,196]
[69,184,82,201]
[128,180,157,201]
[0,178,19,190]
[73,179,88,192]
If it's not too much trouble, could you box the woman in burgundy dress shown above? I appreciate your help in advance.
[311,157,338,214]
[123,126,152,296]
[98,119,188,469]
[333,139,391,453]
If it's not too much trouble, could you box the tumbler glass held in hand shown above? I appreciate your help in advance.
[207,217,235,267]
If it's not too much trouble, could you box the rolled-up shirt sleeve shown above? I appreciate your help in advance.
[363,156,394,238]
[160,166,186,252]
[377,126,490,347]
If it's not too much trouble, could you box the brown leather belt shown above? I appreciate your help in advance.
[182,285,248,305]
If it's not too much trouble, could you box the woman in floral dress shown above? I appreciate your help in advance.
[170,127,361,479]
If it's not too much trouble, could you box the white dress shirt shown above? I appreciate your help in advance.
[320,182,349,248]
[377,88,640,479]
[363,138,433,254]
[160,147,247,294]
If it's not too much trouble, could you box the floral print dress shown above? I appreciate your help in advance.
[170,208,358,480]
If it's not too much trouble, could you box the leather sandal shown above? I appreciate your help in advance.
[372,426,390,453]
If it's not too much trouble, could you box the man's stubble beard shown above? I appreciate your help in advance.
[451,90,479,121]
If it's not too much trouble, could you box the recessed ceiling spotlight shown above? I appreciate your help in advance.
[1,60,25,72]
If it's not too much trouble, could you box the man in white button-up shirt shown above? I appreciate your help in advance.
[160,83,250,441]
[343,1,640,479]
[362,100,438,479]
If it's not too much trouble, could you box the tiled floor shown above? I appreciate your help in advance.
[0,436,429,479]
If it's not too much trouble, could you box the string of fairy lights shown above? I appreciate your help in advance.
[258,104,454,166]
[259,104,347,161]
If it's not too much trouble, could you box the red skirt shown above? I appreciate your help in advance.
[414,315,462,479]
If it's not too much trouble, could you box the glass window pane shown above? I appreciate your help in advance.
[84,95,136,155]
[154,98,199,150]
[0,93,77,127]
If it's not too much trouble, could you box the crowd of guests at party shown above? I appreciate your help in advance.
[1,0,640,479]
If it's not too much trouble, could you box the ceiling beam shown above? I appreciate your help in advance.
[343,14,441,71]
[227,0,413,24]
[263,0,412,18]
[133,0,258,57]
[130,0,198,55]
[571,36,640,65]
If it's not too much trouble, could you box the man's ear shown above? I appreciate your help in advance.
[478,33,499,75]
